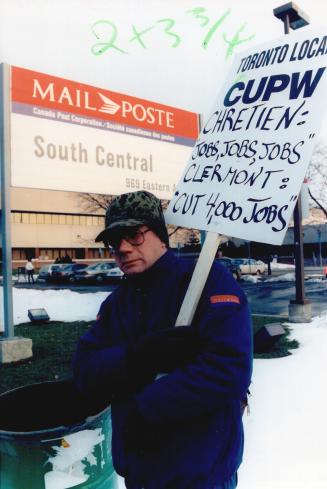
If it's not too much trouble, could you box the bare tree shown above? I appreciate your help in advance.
[306,141,327,218]
[77,193,196,244]
[77,193,113,213]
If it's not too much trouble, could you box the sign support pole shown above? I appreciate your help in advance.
[0,63,14,338]
[0,63,33,363]
[175,232,221,326]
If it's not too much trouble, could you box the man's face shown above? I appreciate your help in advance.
[111,225,167,275]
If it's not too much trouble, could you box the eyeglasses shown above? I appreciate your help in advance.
[106,228,151,254]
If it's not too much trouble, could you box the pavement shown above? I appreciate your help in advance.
[243,267,327,317]
[1,266,327,318]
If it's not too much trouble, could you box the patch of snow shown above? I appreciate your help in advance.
[7,288,108,324]
[239,313,327,488]
[241,275,261,283]
[271,263,295,270]
[265,273,296,282]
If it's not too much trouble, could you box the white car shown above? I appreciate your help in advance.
[105,266,124,282]
[232,258,267,275]
[74,262,120,283]
[37,263,67,282]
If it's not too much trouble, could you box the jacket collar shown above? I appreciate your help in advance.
[125,248,176,287]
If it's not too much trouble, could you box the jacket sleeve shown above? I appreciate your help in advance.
[134,263,253,426]
[73,295,131,402]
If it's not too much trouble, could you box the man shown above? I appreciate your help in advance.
[74,190,252,489]
[25,259,35,284]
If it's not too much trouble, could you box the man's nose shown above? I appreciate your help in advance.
[117,238,134,253]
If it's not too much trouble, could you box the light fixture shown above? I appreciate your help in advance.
[273,2,309,30]
[28,308,50,323]
[254,323,286,353]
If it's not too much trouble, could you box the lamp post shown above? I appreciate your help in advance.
[317,227,322,267]
[273,2,312,323]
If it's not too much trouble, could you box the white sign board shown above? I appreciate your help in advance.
[9,66,199,199]
[165,31,327,245]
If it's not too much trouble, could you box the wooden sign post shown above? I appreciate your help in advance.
[175,232,221,326]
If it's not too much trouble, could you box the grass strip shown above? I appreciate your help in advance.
[0,316,298,394]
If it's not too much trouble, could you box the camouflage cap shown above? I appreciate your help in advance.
[95,191,169,245]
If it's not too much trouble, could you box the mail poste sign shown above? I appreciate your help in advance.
[10,66,199,198]
[165,32,327,245]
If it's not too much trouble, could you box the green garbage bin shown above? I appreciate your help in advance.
[0,380,119,489]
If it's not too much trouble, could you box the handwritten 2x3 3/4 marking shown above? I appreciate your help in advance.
[90,8,255,58]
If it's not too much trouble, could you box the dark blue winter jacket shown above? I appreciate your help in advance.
[74,250,253,489]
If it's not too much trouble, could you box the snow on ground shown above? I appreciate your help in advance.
[239,314,327,489]
[271,263,295,270]
[240,275,261,284]
[241,272,296,284]
[1,286,327,488]
[0,287,108,325]
[305,277,326,283]
[265,272,296,283]
[242,273,326,284]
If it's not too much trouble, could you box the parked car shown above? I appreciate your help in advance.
[51,263,89,282]
[74,262,119,283]
[37,264,67,282]
[215,257,242,281]
[232,258,267,275]
[174,254,241,282]
[105,266,124,283]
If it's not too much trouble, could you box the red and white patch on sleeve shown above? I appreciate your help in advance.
[210,294,240,305]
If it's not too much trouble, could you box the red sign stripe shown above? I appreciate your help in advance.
[11,66,199,139]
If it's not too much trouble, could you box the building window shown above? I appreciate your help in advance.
[75,248,85,259]
[12,249,22,260]
[36,214,44,224]
[44,214,52,224]
[40,249,53,259]
[13,212,22,223]
[11,211,104,226]
[92,216,99,226]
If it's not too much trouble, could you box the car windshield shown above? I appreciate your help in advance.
[85,264,101,270]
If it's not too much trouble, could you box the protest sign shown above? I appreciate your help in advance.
[165,31,327,245]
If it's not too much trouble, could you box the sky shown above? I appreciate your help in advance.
[1,279,327,488]
[2,0,327,207]
[1,0,327,206]
[1,0,327,118]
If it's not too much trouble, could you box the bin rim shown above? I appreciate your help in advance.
[0,380,111,439]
